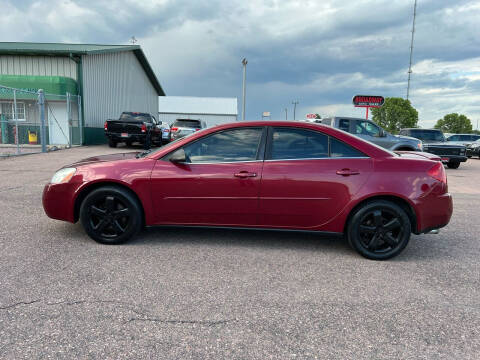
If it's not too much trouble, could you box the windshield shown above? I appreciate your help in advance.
[409,129,445,142]
[173,119,202,128]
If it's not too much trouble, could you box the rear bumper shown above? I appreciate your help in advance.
[105,132,147,142]
[415,192,453,234]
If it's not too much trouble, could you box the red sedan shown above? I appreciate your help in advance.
[43,121,452,260]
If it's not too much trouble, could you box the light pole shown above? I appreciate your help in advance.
[284,108,288,120]
[241,58,248,121]
[292,100,299,120]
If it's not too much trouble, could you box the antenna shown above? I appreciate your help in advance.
[130,36,138,45]
[406,0,417,100]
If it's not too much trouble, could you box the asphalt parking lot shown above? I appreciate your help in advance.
[1,145,479,359]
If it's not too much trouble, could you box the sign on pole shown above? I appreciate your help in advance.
[352,95,384,119]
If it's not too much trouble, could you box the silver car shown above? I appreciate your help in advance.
[446,133,480,146]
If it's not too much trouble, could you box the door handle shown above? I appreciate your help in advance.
[234,171,257,178]
[336,168,360,176]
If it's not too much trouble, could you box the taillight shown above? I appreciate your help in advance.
[195,128,201,131]
[427,162,446,183]
[141,123,147,133]
[104,121,108,131]
[171,127,178,132]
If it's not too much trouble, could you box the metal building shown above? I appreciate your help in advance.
[0,42,165,145]
[158,96,237,126]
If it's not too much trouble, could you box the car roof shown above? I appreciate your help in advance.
[148,120,394,160]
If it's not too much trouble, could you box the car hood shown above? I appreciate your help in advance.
[68,152,141,167]
[395,151,441,161]
[395,135,420,142]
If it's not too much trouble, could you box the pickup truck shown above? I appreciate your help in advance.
[104,112,169,148]
[320,117,423,151]
[399,128,467,168]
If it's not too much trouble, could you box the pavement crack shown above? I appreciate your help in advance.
[124,317,236,326]
[0,299,40,310]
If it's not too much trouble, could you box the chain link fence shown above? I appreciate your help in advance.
[0,84,82,157]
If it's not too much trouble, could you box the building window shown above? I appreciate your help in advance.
[0,102,26,121]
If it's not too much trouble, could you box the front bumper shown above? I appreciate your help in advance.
[437,155,467,163]
[42,182,79,223]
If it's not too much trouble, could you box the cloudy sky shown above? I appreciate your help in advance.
[1,0,479,127]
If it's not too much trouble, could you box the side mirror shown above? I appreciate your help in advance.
[377,129,386,137]
[170,148,186,163]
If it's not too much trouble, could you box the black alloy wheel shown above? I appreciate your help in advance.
[80,186,142,244]
[125,140,133,147]
[108,138,117,148]
[347,200,411,260]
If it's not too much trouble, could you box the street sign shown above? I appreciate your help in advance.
[352,95,384,107]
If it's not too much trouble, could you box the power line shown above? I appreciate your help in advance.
[406,0,417,100]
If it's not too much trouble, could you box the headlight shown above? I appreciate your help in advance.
[417,142,423,151]
[50,167,76,184]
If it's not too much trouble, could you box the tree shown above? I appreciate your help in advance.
[434,113,472,133]
[371,97,418,133]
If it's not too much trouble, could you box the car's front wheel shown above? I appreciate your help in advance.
[447,161,460,169]
[80,186,143,244]
[347,200,411,260]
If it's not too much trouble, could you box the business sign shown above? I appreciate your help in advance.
[306,113,321,119]
[352,95,384,107]
[262,111,271,117]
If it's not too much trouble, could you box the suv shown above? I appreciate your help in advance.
[399,128,467,169]
[321,117,423,151]
[170,119,207,141]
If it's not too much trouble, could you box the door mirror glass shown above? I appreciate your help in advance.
[170,148,186,163]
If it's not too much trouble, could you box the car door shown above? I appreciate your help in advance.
[150,127,266,226]
[258,127,374,229]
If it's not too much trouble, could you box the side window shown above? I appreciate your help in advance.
[338,119,350,132]
[448,135,458,141]
[271,128,328,160]
[330,138,366,158]
[357,121,380,136]
[182,128,263,163]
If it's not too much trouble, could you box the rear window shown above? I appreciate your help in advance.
[173,119,202,128]
[407,129,445,142]
[119,113,151,122]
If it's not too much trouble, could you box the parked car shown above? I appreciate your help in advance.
[170,119,207,141]
[399,128,467,169]
[446,134,480,147]
[321,117,423,152]
[43,121,452,260]
[104,112,167,148]
[466,139,480,158]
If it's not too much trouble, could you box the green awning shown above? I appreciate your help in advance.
[0,75,78,100]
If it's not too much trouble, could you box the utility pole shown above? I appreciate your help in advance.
[241,58,248,121]
[292,100,299,120]
[406,0,417,100]
[284,108,288,120]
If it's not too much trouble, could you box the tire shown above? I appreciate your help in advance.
[108,138,117,148]
[347,200,411,260]
[125,140,133,147]
[80,186,143,245]
[447,161,460,169]
[144,133,151,150]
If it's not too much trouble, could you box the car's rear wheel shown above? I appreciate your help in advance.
[447,161,460,169]
[80,186,142,244]
[108,138,117,148]
[347,200,411,260]
[125,140,133,147]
